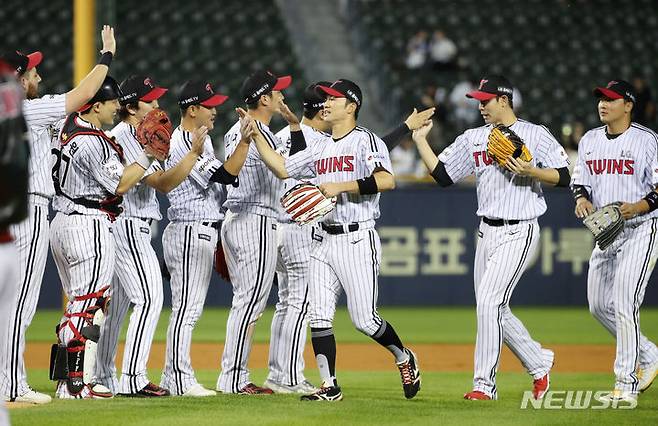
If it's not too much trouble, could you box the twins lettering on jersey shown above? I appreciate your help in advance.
[584,158,635,175]
[473,151,494,167]
[315,155,355,174]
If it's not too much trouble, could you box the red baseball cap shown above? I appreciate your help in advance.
[241,70,292,104]
[119,75,168,105]
[179,80,228,108]
[466,75,514,101]
[593,80,636,103]
[0,50,43,75]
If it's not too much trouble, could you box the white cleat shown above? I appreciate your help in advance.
[596,389,638,404]
[3,389,52,404]
[638,360,658,392]
[263,379,318,394]
[182,383,216,397]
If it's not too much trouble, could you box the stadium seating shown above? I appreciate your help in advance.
[348,0,658,134]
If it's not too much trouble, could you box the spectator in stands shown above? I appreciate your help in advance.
[390,137,422,179]
[449,74,480,132]
[405,31,428,69]
[561,120,585,171]
[429,30,458,71]
[632,77,656,127]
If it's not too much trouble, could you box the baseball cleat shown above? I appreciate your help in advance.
[263,379,318,394]
[3,388,52,404]
[396,348,421,399]
[182,383,216,397]
[464,390,493,400]
[300,382,343,402]
[596,389,638,404]
[638,360,658,392]
[119,382,170,398]
[238,383,274,395]
[532,373,550,400]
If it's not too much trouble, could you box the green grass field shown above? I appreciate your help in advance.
[9,307,658,425]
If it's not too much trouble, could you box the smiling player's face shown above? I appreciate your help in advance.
[196,105,216,130]
[98,99,120,125]
[323,96,350,123]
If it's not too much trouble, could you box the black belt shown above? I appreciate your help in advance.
[321,222,359,235]
[201,221,221,230]
[483,217,520,227]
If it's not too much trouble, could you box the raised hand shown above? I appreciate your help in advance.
[100,25,116,55]
[405,107,435,131]
[277,99,300,125]
[412,120,433,142]
[191,125,208,156]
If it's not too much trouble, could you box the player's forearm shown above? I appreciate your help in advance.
[149,152,200,193]
[528,167,559,185]
[339,172,395,195]
[65,62,111,114]
[252,133,289,179]
[224,139,252,176]
[414,137,439,171]
[115,163,147,195]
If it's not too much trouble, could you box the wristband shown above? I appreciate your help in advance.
[357,175,378,195]
[98,52,113,67]
[643,191,658,212]
[135,151,153,170]
[571,185,590,202]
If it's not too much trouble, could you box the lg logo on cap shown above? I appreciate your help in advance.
[206,83,214,93]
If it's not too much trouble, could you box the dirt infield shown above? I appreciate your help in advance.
[25,342,613,372]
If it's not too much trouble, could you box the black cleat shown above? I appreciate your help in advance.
[119,382,170,398]
[397,348,421,399]
[300,383,343,402]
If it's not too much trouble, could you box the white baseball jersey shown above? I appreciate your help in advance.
[274,123,330,223]
[286,126,393,225]
[223,120,284,217]
[23,94,66,198]
[571,123,658,226]
[51,114,124,216]
[109,122,163,220]
[573,122,658,393]
[165,126,223,222]
[439,119,569,220]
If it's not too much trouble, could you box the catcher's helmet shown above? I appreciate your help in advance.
[80,75,122,112]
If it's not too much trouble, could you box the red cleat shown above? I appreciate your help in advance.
[464,390,492,400]
[532,373,550,400]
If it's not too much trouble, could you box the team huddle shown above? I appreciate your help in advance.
[0,25,657,407]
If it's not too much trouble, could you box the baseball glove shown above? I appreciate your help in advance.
[281,182,336,225]
[487,124,532,166]
[583,203,625,250]
[136,109,173,161]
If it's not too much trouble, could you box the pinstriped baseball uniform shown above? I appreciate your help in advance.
[572,123,658,393]
[1,93,66,400]
[217,120,283,393]
[285,126,391,337]
[266,124,329,388]
[49,114,124,397]
[439,119,569,398]
[160,126,222,395]
[95,121,164,395]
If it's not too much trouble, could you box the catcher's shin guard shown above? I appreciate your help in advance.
[54,286,110,397]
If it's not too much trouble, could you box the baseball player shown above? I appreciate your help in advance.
[49,75,162,399]
[94,75,207,397]
[0,25,117,405]
[160,81,254,397]
[572,80,658,403]
[0,62,29,422]
[411,75,570,401]
[250,78,422,402]
[217,70,307,395]
[265,83,435,394]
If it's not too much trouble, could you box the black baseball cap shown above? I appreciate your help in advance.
[241,70,292,104]
[593,79,636,103]
[79,76,122,112]
[178,80,228,108]
[119,75,168,105]
[0,50,43,75]
[318,79,363,110]
[303,81,331,111]
[466,75,514,101]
